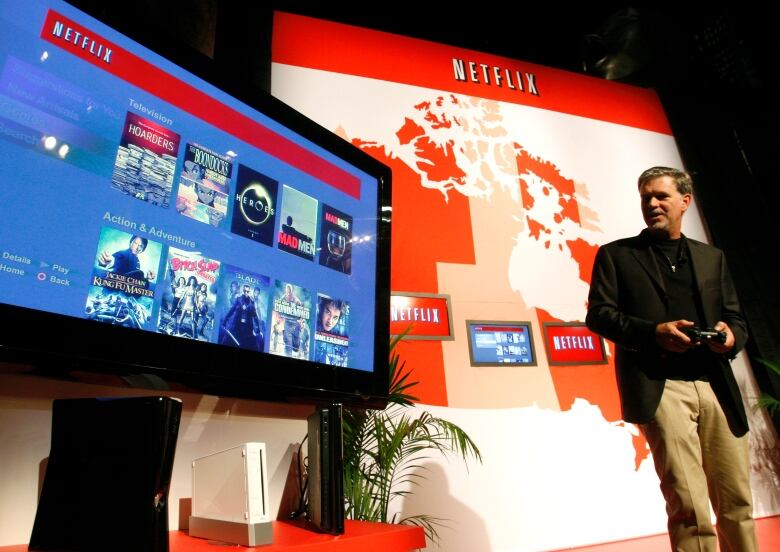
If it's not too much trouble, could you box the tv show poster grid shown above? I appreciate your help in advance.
[90,107,355,365]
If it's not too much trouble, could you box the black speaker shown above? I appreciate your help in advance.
[29,396,182,552]
[306,403,344,534]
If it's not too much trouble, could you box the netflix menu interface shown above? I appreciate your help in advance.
[0,0,378,372]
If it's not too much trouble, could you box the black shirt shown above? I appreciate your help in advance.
[651,237,717,380]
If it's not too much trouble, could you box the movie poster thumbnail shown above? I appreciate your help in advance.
[111,112,180,208]
[85,226,162,330]
[277,185,318,261]
[89,226,163,295]
[176,142,232,227]
[313,294,349,367]
[269,280,312,360]
[213,265,270,352]
[231,164,278,246]
[318,204,353,275]
[157,247,220,342]
[84,285,155,330]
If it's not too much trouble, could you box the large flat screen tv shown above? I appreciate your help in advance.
[0,0,391,408]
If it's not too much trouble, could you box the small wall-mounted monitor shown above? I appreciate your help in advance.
[466,320,537,366]
[0,0,391,408]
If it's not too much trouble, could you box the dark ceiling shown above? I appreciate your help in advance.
[72,1,775,94]
[257,3,775,92]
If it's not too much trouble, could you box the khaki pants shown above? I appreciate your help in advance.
[641,379,758,552]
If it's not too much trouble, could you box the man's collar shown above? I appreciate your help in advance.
[639,228,687,245]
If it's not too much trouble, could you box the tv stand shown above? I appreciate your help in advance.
[0,521,425,551]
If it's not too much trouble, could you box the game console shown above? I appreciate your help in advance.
[29,396,182,552]
[189,442,272,546]
[306,404,345,534]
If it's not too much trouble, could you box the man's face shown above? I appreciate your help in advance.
[243,285,251,297]
[320,304,341,331]
[639,176,691,239]
[129,237,145,255]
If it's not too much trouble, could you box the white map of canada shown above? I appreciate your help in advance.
[272,62,780,551]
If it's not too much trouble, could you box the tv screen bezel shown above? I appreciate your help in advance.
[0,0,391,409]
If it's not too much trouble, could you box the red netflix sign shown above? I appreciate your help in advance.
[542,323,607,365]
[390,293,453,340]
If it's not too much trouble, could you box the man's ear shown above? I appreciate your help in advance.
[681,193,692,212]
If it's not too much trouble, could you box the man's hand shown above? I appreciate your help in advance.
[98,250,113,268]
[655,319,696,352]
[706,321,735,354]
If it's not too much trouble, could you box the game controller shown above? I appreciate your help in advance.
[681,326,727,344]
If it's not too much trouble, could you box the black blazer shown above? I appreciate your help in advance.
[586,230,749,436]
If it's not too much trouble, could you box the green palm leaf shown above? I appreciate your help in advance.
[342,336,482,543]
[752,358,780,415]
[756,393,780,415]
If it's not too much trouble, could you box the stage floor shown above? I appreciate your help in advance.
[556,515,780,551]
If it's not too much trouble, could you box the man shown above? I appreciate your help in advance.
[297,317,310,359]
[98,235,155,282]
[221,284,260,350]
[586,167,756,551]
[280,283,303,357]
[282,283,302,306]
[317,297,344,333]
[252,285,267,351]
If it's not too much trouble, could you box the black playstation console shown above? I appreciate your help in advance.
[306,403,345,534]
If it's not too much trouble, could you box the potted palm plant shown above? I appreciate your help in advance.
[342,334,482,543]
[754,358,780,415]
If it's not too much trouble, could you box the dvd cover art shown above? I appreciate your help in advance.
[277,185,317,261]
[230,164,278,246]
[84,286,155,330]
[111,112,180,208]
[269,280,312,360]
[313,294,349,367]
[85,227,163,330]
[213,265,270,352]
[318,204,353,275]
[157,247,220,341]
[176,142,232,227]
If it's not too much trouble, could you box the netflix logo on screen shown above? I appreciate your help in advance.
[542,323,607,366]
[45,12,113,64]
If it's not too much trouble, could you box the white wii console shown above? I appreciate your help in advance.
[189,442,272,546]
